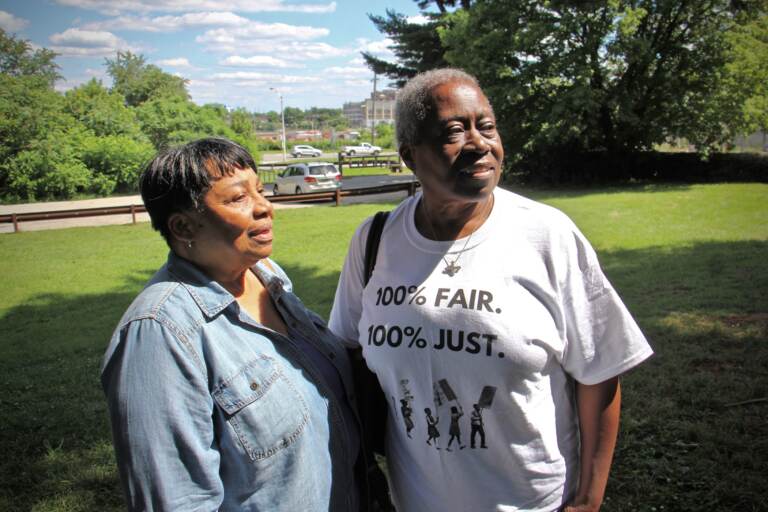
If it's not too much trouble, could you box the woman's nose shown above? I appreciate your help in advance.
[465,126,490,153]
[253,192,273,217]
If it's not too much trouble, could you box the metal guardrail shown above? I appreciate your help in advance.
[0,181,420,233]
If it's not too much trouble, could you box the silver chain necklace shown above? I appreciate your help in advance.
[421,197,493,277]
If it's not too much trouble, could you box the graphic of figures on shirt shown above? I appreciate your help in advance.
[471,386,495,449]
[436,379,466,451]
[470,404,487,449]
[400,399,414,438]
[399,379,415,438]
[446,405,466,451]
[424,408,440,449]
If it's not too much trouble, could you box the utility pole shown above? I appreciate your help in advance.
[269,87,287,161]
[371,73,377,146]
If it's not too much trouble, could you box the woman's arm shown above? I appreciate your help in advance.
[102,319,223,511]
[565,377,621,512]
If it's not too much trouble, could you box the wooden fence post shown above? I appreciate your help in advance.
[335,188,341,206]
[130,204,137,224]
[12,213,19,233]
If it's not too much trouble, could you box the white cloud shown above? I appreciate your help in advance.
[211,71,321,84]
[406,14,431,25]
[50,28,122,47]
[48,28,136,57]
[0,10,29,32]
[203,37,351,60]
[54,0,337,15]
[324,66,372,78]
[156,57,192,67]
[81,12,249,32]
[355,37,395,58]
[221,55,300,68]
[344,79,370,87]
[197,22,328,46]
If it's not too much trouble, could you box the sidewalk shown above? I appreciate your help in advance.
[0,194,310,234]
[0,187,412,234]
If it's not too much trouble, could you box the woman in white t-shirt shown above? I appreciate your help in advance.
[330,69,653,512]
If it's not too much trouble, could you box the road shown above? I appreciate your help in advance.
[267,173,416,193]
[0,174,418,233]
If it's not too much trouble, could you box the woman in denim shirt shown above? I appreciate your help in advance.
[101,138,379,511]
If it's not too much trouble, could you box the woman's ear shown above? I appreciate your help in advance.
[400,144,416,172]
[167,211,199,244]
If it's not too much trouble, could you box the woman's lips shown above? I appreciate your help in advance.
[249,225,273,242]
[459,165,494,178]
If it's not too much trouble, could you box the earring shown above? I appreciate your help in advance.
[187,240,194,249]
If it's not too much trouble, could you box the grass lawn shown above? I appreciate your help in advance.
[1,183,766,511]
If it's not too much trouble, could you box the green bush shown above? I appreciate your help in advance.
[4,136,92,201]
[79,134,155,194]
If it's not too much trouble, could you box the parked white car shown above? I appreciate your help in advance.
[290,145,322,158]
[273,162,341,195]
[341,142,382,156]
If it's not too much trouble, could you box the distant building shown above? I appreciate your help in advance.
[343,101,365,127]
[343,89,397,128]
[364,89,396,127]
[288,130,322,141]
[255,131,281,142]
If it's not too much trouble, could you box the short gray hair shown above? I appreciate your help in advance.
[395,68,480,150]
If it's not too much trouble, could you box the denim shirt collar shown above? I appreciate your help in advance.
[164,252,289,320]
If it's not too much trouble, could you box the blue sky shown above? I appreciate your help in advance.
[0,0,424,111]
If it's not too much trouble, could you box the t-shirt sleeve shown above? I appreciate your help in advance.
[328,217,372,348]
[559,225,653,385]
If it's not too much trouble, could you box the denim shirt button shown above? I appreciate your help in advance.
[250,382,259,391]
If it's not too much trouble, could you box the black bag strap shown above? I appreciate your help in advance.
[354,212,395,510]
[363,211,390,286]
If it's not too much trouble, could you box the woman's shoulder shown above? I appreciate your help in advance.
[495,188,579,238]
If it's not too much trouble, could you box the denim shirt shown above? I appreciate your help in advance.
[101,252,361,511]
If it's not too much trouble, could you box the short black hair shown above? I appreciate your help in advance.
[139,137,258,243]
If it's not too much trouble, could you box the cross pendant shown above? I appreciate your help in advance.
[442,261,461,277]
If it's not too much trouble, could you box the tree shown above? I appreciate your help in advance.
[105,51,189,107]
[230,107,254,138]
[0,28,60,87]
[362,2,477,87]
[0,29,65,194]
[135,96,258,157]
[725,13,768,136]
[63,78,144,138]
[438,0,764,166]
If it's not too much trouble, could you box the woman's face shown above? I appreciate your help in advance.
[402,80,503,205]
[190,166,274,272]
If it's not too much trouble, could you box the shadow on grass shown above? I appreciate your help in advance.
[1,240,766,511]
[599,240,768,511]
[0,270,155,512]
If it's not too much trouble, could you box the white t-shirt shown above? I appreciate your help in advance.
[329,188,653,512]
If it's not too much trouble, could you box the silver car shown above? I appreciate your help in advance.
[290,145,322,158]
[273,162,342,195]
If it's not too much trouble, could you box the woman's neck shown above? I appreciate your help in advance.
[417,193,494,241]
[196,261,254,298]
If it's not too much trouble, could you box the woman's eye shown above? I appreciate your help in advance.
[480,123,496,132]
[445,127,464,139]
[232,194,247,202]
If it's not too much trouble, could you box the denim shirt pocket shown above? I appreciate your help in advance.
[212,355,310,461]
